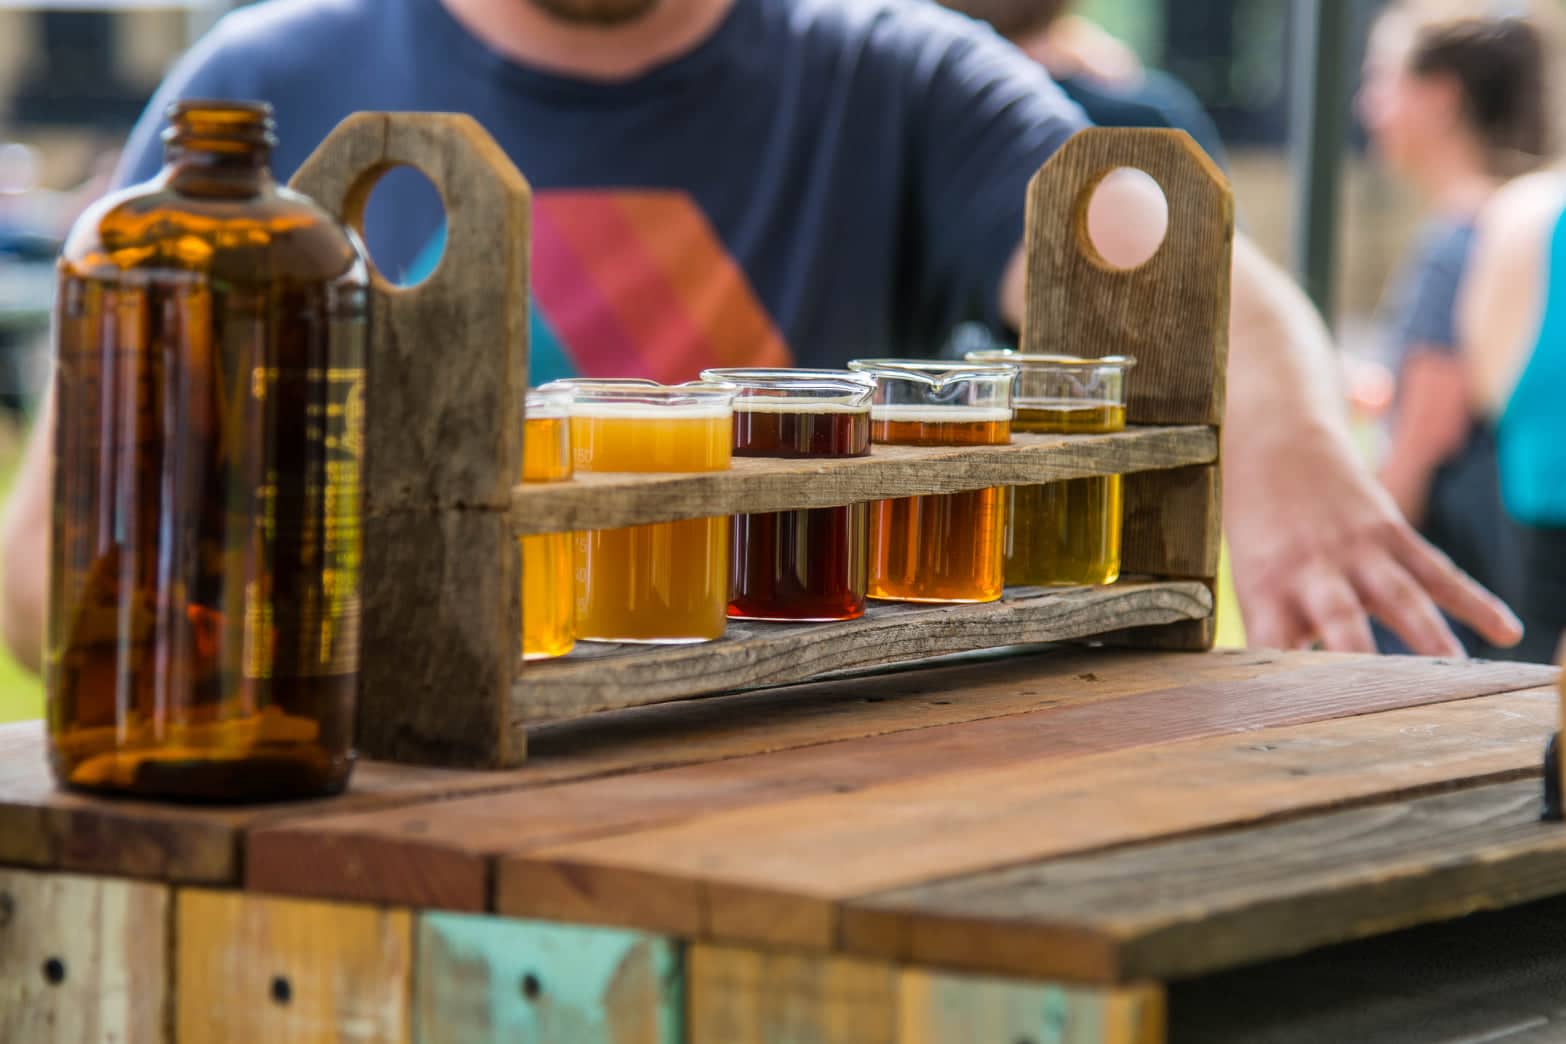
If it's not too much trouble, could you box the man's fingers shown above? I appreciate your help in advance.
[1391,525,1524,648]
[1351,554,1463,658]
[1294,569,1377,653]
[1238,596,1311,653]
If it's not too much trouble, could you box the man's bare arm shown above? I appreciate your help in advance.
[1,386,53,673]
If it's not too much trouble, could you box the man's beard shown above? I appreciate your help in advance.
[527,0,660,26]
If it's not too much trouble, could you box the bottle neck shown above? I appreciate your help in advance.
[161,102,277,194]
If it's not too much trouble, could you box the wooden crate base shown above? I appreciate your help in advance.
[513,579,1213,721]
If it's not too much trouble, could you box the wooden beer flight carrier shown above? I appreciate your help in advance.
[4,114,1566,1043]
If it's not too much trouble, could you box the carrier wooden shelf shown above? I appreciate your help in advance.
[289,114,1234,767]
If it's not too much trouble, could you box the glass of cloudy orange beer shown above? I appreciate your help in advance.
[520,386,575,660]
[547,379,736,644]
[965,352,1135,586]
[847,359,1017,603]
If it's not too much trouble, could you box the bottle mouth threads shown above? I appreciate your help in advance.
[163,100,278,154]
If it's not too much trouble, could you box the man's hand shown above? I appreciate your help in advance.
[1224,415,1521,655]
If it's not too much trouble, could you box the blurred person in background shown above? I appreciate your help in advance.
[1356,0,1555,658]
[1457,162,1566,664]
[938,0,1226,168]
[0,0,1523,669]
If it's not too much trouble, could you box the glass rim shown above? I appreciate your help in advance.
[847,358,1020,386]
[700,368,875,405]
[539,378,737,408]
[525,385,574,416]
[963,350,1137,371]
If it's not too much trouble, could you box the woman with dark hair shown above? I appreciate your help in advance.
[1357,1,1555,658]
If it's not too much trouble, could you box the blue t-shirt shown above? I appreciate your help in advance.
[115,0,1086,384]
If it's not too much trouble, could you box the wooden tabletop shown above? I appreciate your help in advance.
[1,648,1560,987]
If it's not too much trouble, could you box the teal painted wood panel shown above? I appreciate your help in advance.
[415,912,683,1044]
[899,969,1163,1044]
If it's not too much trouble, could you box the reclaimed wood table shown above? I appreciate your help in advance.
[2,647,1563,1043]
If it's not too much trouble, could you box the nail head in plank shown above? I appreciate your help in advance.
[513,580,1214,721]
[498,688,1555,950]
[414,913,681,1044]
[850,778,1566,984]
[687,944,899,1044]
[899,968,1165,1044]
[510,427,1216,534]
[0,868,170,1044]
[175,889,412,1043]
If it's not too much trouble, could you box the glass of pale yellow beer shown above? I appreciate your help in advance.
[548,380,736,644]
[847,359,1017,603]
[966,352,1136,586]
[521,386,575,660]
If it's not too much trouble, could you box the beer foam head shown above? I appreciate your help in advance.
[734,396,870,414]
[870,404,1012,423]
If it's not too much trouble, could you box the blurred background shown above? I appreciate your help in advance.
[0,0,1462,718]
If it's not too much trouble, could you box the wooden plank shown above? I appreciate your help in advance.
[514,580,1214,720]
[510,426,1216,534]
[414,913,681,1043]
[1114,465,1220,652]
[899,969,1164,1044]
[0,868,170,1044]
[498,688,1555,950]
[4,648,1281,884]
[0,719,527,884]
[1021,128,1232,428]
[254,656,1552,909]
[292,112,530,768]
[850,777,1566,985]
[687,944,898,1044]
[176,889,412,1043]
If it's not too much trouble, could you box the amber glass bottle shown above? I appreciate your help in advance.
[47,102,368,800]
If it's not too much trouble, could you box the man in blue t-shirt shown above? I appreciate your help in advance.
[0,0,1525,662]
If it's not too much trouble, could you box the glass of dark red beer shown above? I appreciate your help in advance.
[700,368,875,621]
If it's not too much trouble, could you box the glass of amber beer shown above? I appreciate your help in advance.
[521,387,575,659]
[966,352,1136,586]
[700,368,875,621]
[847,359,1017,603]
[549,379,736,643]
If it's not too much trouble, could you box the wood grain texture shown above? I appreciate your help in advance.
[512,580,1213,722]
[0,868,170,1044]
[176,889,413,1043]
[291,112,530,769]
[414,913,681,1043]
[1021,128,1232,427]
[853,778,1566,985]
[252,649,1385,907]
[264,655,1549,913]
[500,688,1555,951]
[687,945,898,1044]
[1120,465,1220,580]
[0,719,530,884]
[0,650,1309,885]
[509,427,1215,534]
[899,970,1164,1044]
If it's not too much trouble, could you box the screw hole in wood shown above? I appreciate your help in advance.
[270,975,292,1005]
[42,957,65,985]
[521,972,542,1000]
